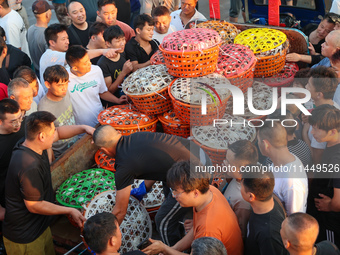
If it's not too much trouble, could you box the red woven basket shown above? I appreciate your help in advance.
[158,110,190,138]
[193,139,227,166]
[95,150,115,172]
[216,44,256,92]
[150,50,165,65]
[160,28,222,77]
[263,62,299,87]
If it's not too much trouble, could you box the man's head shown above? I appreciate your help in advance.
[103,25,125,53]
[241,166,275,203]
[0,99,22,134]
[309,104,340,143]
[66,45,91,76]
[330,49,340,78]
[83,212,122,254]
[44,65,69,99]
[0,0,9,17]
[13,66,39,98]
[88,22,108,49]
[292,68,310,98]
[152,6,171,35]
[306,66,338,102]
[224,140,258,179]
[93,125,122,157]
[315,13,336,40]
[166,160,210,207]
[45,23,69,52]
[0,35,7,60]
[190,237,227,255]
[180,0,198,17]
[268,109,297,137]
[257,121,288,157]
[67,1,86,26]
[8,78,33,112]
[97,0,117,26]
[134,14,154,42]
[32,0,53,22]
[25,111,56,150]
[280,213,319,253]
[321,30,340,57]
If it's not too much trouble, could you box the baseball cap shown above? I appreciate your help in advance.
[32,0,54,15]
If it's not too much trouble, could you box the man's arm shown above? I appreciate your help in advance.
[24,200,85,227]
[113,185,131,224]
[99,91,127,104]
[131,60,151,72]
[316,188,340,212]
[54,125,95,142]
[286,53,312,64]
[87,48,119,60]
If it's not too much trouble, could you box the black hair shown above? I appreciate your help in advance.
[97,0,116,10]
[44,23,68,47]
[103,25,124,42]
[65,45,87,67]
[43,65,69,84]
[0,99,20,121]
[308,66,338,99]
[228,140,258,164]
[25,111,56,141]
[309,104,340,132]
[134,14,155,32]
[151,6,170,17]
[89,22,109,38]
[13,66,37,83]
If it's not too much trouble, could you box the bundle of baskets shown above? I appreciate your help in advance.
[97,105,158,135]
[196,20,239,44]
[160,28,222,77]
[158,110,190,138]
[234,28,289,77]
[122,65,174,115]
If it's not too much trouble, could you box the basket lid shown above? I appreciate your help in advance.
[132,180,165,208]
[150,50,165,65]
[56,168,115,209]
[263,62,299,87]
[196,20,238,44]
[216,44,256,78]
[170,73,231,105]
[192,115,256,150]
[234,28,287,54]
[95,150,115,172]
[122,64,173,95]
[161,28,221,52]
[98,105,157,127]
[158,109,189,126]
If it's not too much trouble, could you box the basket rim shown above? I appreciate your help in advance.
[102,118,159,130]
[159,43,221,55]
[124,85,169,98]
[94,150,115,172]
[255,46,288,60]
[221,58,257,79]
[158,115,190,127]
[192,138,228,152]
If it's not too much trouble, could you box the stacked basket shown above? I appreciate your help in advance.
[263,62,299,88]
[196,20,239,44]
[158,110,190,138]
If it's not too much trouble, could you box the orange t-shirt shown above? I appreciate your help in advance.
[193,185,244,255]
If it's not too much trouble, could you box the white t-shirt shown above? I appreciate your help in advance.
[330,0,340,15]
[67,65,107,127]
[152,25,177,43]
[39,49,67,91]
[33,79,46,105]
[0,10,30,57]
[170,9,207,31]
[333,84,340,107]
[271,155,308,215]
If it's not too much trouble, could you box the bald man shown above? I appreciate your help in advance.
[312,30,340,68]
[93,125,211,246]
[258,121,308,215]
[280,213,340,255]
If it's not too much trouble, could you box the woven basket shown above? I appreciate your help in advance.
[158,110,190,138]
[263,62,299,87]
[97,105,158,135]
[169,74,231,125]
[216,44,256,92]
[150,50,165,65]
[95,150,115,172]
[234,28,289,77]
[160,28,222,77]
[122,65,174,115]
[196,20,238,44]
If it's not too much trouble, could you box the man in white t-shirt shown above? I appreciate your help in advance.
[151,6,176,43]
[258,121,308,215]
[170,0,206,31]
[0,0,30,57]
[66,45,127,127]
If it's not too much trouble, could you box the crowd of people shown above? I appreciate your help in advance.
[0,0,340,254]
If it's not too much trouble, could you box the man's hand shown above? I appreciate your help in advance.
[103,48,119,58]
[301,114,309,124]
[286,53,301,62]
[308,42,316,55]
[183,219,193,233]
[118,95,128,104]
[83,125,95,136]
[315,194,332,212]
[69,208,86,228]
[142,239,167,255]
[122,60,133,75]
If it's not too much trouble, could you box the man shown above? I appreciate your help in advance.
[125,14,159,71]
[86,22,108,65]
[142,160,243,255]
[8,0,29,29]
[67,1,92,47]
[280,212,340,255]
[66,45,126,127]
[38,65,77,159]
[97,0,135,43]
[312,30,340,68]
[72,0,97,22]
[83,212,145,255]
[190,237,227,255]
[0,36,9,85]
[0,0,30,57]
[0,99,25,220]
[258,121,308,215]
[307,105,340,248]
[151,6,177,43]
[7,78,36,116]
[93,126,212,246]
[13,66,45,105]
[170,0,206,31]
[50,0,71,26]
[241,166,288,255]
[142,0,179,15]
[3,111,93,254]
[27,0,52,76]
[223,139,257,241]
[229,0,245,23]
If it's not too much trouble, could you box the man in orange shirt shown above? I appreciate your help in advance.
[142,160,244,255]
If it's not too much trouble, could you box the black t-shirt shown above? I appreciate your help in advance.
[116,0,131,25]
[245,199,288,255]
[124,251,146,255]
[67,22,93,47]
[315,241,340,255]
[125,37,159,64]
[0,67,10,85]
[3,143,54,243]
[0,119,26,206]
[114,132,211,190]
[2,44,31,79]
[70,0,98,22]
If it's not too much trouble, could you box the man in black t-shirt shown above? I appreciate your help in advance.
[3,111,94,254]
[241,167,288,255]
[93,125,211,246]
[67,1,92,47]
[125,14,159,71]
